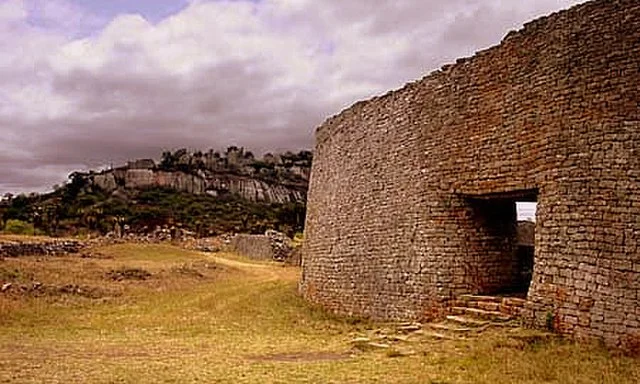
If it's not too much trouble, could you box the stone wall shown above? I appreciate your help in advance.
[229,231,299,264]
[301,0,640,349]
[229,235,274,261]
[0,240,83,257]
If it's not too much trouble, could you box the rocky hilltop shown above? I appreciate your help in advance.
[80,147,311,204]
[1,147,311,238]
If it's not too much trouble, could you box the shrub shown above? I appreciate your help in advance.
[4,219,35,235]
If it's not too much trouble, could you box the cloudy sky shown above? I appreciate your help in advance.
[0,0,585,195]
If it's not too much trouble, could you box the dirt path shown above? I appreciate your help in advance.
[209,254,300,283]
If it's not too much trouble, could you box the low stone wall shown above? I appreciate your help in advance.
[229,235,274,261]
[228,230,300,265]
[0,240,84,257]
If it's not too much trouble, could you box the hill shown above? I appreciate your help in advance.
[0,147,311,238]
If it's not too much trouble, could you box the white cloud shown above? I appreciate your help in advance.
[0,0,26,23]
[0,0,586,193]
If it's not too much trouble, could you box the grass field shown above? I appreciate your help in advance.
[0,243,638,383]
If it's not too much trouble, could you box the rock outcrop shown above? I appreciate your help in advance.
[82,149,311,204]
[89,169,304,204]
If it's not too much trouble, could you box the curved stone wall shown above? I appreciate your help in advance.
[301,0,640,349]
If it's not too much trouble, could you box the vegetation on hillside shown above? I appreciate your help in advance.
[1,186,305,238]
[150,146,312,185]
[0,147,310,238]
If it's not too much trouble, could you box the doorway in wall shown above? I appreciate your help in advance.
[515,201,536,295]
[465,189,537,297]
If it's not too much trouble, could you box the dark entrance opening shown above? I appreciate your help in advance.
[464,189,537,297]
[515,204,536,295]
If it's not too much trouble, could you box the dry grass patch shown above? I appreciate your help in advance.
[0,234,75,242]
[106,266,153,281]
[0,243,638,383]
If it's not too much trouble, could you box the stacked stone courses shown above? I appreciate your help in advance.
[0,240,83,257]
[300,0,640,350]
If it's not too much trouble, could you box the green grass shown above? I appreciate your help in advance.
[98,243,207,262]
[0,243,638,383]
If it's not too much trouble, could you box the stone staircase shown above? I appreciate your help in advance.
[402,295,528,340]
[447,294,527,327]
[350,295,530,354]
[402,295,528,341]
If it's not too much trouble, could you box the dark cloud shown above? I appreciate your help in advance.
[0,0,586,194]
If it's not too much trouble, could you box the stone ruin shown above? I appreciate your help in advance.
[0,239,83,258]
[301,0,639,350]
[229,230,301,265]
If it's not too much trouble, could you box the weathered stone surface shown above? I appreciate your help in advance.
[229,234,273,261]
[229,230,298,264]
[84,150,310,205]
[90,169,304,204]
[517,221,535,247]
[0,240,83,257]
[301,0,640,350]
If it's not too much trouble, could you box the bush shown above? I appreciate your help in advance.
[4,219,35,235]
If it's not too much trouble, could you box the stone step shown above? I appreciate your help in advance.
[502,297,527,307]
[459,294,504,303]
[426,323,473,333]
[477,301,501,312]
[451,307,513,322]
[397,323,422,333]
[458,295,527,307]
[454,295,527,319]
[412,329,455,340]
[445,315,490,327]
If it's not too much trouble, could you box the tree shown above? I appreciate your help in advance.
[296,150,313,163]
[63,172,87,203]
[226,146,239,154]
[160,150,174,169]
[174,148,188,160]
[4,194,32,222]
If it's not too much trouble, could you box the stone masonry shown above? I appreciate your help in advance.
[301,0,640,350]
[229,230,298,264]
[0,239,83,257]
